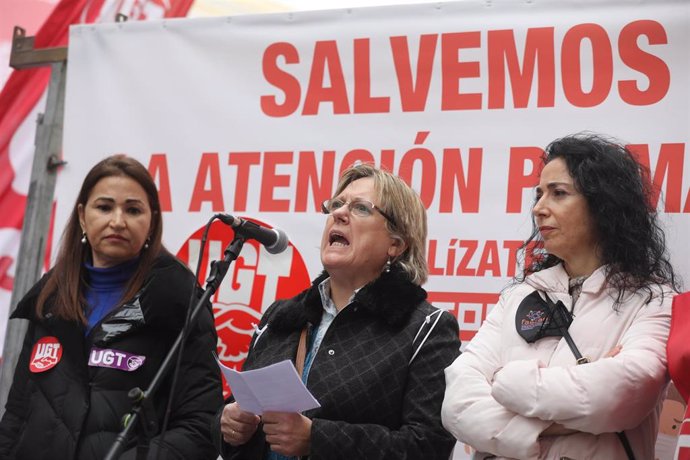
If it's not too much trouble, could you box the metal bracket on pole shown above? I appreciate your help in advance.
[10,27,67,69]
[0,28,68,417]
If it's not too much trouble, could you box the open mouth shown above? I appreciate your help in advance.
[328,231,350,247]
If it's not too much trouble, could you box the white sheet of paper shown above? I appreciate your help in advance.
[215,357,320,416]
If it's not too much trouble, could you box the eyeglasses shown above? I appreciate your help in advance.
[321,198,397,228]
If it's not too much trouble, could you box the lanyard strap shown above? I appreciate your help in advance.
[542,292,634,460]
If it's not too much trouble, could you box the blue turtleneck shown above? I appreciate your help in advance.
[83,258,139,335]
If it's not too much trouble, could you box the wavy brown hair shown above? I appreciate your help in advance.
[36,155,166,323]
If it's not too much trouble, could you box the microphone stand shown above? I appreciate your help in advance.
[104,236,246,460]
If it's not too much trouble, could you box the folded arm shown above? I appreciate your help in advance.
[491,295,671,434]
[441,293,550,460]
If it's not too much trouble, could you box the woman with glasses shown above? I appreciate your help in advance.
[214,163,461,460]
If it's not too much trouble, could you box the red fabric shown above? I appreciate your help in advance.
[679,447,690,460]
[680,442,690,460]
[0,0,87,293]
[668,292,690,403]
[668,293,690,460]
[0,0,87,231]
[165,0,195,18]
[0,0,193,299]
[679,412,690,460]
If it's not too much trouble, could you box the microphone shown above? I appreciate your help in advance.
[215,214,289,254]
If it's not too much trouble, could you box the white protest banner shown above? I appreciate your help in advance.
[62,1,689,456]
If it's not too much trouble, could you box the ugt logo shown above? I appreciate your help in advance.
[176,218,310,395]
[29,336,63,373]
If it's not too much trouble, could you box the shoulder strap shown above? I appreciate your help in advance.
[542,293,634,460]
[616,431,635,460]
[295,326,309,377]
[409,309,443,365]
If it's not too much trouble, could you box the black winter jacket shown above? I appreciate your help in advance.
[0,253,223,459]
[215,266,461,460]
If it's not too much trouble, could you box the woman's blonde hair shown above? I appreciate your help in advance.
[333,163,428,285]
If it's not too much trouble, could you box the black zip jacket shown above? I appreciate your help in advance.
[0,253,223,459]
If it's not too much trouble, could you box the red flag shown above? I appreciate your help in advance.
[0,0,194,351]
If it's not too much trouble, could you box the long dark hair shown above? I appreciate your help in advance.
[520,133,679,304]
[36,154,167,323]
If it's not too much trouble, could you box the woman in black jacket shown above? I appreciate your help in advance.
[0,155,223,459]
[216,163,461,460]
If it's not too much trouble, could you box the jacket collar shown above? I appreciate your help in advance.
[89,286,147,345]
[12,254,175,345]
[270,265,427,333]
[527,263,609,295]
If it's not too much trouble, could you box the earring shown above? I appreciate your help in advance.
[144,237,150,250]
[81,232,87,245]
[384,258,392,273]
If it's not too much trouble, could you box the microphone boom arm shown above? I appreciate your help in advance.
[103,236,246,460]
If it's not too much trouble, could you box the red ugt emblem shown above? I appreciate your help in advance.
[29,336,62,373]
[177,218,310,396]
